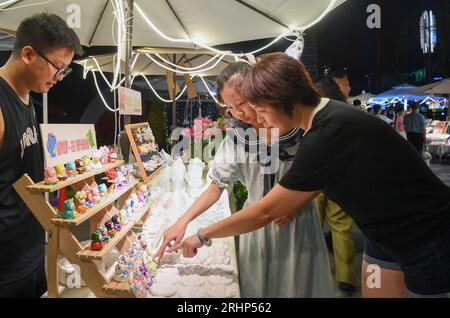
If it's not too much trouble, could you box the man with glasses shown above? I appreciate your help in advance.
[0,13,81,298]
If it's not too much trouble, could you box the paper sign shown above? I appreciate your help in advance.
[119,86,142,116]
[40,124,97,168]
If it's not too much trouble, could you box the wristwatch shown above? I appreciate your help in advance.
[197,228,212,247]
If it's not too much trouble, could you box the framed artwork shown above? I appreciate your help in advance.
[125,123,163,183]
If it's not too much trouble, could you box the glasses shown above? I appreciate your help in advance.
[33,47,72,79]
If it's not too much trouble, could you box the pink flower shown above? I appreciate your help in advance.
[181,128,192,137]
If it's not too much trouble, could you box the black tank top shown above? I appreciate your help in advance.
[0,76,45,284]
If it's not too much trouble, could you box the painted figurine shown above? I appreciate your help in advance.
[58,199,75,219]
[118,209,128,225]
[106,168,118,183]
[90,229,103,251]
[54,164,68,181]
[91,149,103,169]
[73,191,88,213]
[65,161,78,178]
[90,185,101,204]
[109,147,118,163]
[75,159,85,174]
[104,220,116,238]
[44,167,58,185]
[98,183,108,197]
[111,214,122,231]
[99,146,110,165]
[82,155,93,172]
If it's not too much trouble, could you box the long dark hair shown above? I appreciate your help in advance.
[315,77,346,102]
[217,62,251,104]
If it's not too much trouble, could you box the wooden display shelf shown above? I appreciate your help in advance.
[51,180,138,227]
[77,201,152,261]
[103,281,132,296]
[27,160,124,193]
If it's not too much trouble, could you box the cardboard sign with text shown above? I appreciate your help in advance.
[119,86,142,116]
[40,124,97,168]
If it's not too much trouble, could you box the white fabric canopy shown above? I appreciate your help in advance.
[76,47,236,77]
[0,0,346,47]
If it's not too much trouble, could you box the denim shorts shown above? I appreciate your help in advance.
[364,230,450,297]
[363,239,401,271]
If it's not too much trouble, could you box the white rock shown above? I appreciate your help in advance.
[180,274,205,287]
[149,283,177,297]
[207,275,234,286]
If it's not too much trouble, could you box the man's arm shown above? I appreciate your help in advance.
[202,184,319,239]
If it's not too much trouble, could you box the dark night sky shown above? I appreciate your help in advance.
[1,0,449,137]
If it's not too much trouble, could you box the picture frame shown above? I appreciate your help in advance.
[125,122,163,183]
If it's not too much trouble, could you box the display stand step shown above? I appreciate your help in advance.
[51,180,138,227]
[103,281,132,297]
[27,160,124,193]
[77,201,152,261]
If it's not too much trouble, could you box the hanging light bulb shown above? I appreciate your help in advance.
[285,32,305,60]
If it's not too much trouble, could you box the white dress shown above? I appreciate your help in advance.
[209,127,334,298]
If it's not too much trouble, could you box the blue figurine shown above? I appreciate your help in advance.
[58,199,75,219]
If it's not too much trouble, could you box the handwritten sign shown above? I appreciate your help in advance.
[40,124,97,168]
[119,86,142,116]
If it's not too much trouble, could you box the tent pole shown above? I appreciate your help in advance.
[171,54,177,131]
[43,93,48,124]
[124,0,134,126]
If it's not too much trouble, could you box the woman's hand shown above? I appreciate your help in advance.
[154,219,188,261]
[273,213,295,227]
[181,234,203,258]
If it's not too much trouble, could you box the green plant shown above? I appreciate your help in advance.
[233,181,248,211]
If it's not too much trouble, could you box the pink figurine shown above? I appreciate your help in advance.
[44,167,58,185]
[99,146,110,165]
[109,147,118,163]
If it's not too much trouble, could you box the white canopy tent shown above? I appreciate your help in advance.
[0,0,346,47]
[0,0,347,125]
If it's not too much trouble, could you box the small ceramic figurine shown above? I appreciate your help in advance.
[54,164,68,181]
[118,209,128,225]
[85,192,94,208]
[90,185,101,204]
[137,234,147,250]
[74,191,88,213]
[44,167,58,185]
[58,199,75,219]
[82,155,93,172]
[65,161,78,178]
[99,146,110,165]
[114,255,130,282]
[75,159,85,174]
[91,149,103,169]
[111,214,122,231]
[109,147,118,163]
[90,229,103,251]
[98,226,110,245]
[104,220,116,238]
[98,183,108,197]
[125,199,134,218]
[106,168,118,183]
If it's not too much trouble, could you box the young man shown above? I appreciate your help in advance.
[0,13,82,298]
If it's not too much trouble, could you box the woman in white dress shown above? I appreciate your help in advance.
[155,62,333,298]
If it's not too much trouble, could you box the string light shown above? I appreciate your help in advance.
[134,0,338,57]
[0,0,53,11]
[198,76,220,104]
[88,69,120,113]
[144,53,226,75]
[153,53,226,71]
[140,74,189,103]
